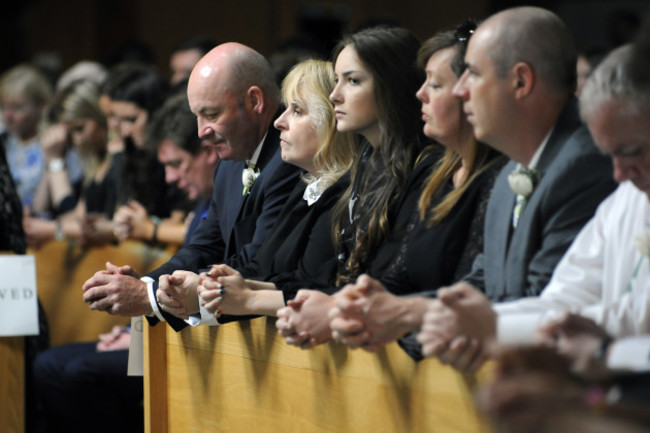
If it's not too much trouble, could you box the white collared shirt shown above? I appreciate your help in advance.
[513,127,554,173]
[303,178,324,206]
[246,133,266,168]
[496,183,650,348]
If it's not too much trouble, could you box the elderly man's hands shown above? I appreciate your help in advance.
[82,262,151,316]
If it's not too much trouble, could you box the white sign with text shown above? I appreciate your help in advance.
[0,255,39,336]
[127,316,143,376]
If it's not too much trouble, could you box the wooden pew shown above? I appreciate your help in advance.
[144,317,494,433]
[32,240,175,346]
[0,337,24,433]
[0,240,173,432]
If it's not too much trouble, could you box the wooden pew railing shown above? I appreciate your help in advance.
[0,240,174,433]
[32,239,175,346]
[144,317,494,433]
[0,337,24,433]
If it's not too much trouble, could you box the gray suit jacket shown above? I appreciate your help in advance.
[463,98,617,301]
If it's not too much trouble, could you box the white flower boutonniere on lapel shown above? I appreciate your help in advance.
[242,166,260,196]
[508,167,540,197]
[635,231,650,258]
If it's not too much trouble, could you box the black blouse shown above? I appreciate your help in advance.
[85,152,123,217]
[368,156,507,295]
[336,146,440,284]
[237,173,350,302]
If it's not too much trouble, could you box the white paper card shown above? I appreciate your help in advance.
[0,255,39,336]
[127,316,144,376]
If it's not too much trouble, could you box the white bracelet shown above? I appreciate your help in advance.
[48,158,65,172]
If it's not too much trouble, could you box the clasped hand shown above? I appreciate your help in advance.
[196,264,253,317]
[113,200,151,241]
[155,270,202,319]
[275,289,336,349]
[329,274,421,352]
[82,262,150,316]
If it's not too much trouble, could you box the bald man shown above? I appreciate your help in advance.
[327,7,616,357]
[82,43,301,331]
[448,7,616,301]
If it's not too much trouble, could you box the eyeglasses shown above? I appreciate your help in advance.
[454,20,477,43]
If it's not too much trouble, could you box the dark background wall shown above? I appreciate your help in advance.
[1,0,648,82]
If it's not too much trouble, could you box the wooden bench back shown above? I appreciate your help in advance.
[144,317,494,433]
[33,240,175,346]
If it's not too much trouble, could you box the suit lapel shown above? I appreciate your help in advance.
[489,161,517,292]
[510,98,580,238]
[502,98,581,297]
[535,98,580,175]
[254,125,281,173]
[234,115,282,221]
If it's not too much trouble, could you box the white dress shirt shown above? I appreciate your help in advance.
[497,182,650,344]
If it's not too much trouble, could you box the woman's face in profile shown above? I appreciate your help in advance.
[329,45,380,145]
[111,100,148,147]
[416,47,465,150]
[274,85,321,175]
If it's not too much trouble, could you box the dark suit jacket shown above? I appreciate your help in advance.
[146,123,301,330]
[464,98,617,301]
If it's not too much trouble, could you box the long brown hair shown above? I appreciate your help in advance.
[417,21,502,226]
[331,26,427,285]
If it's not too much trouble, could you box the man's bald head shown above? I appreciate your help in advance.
[190,42,280,106]
[481,6,577,96]
[187,42,281,161]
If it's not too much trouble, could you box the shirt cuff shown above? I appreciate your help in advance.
[184,297,220,327]
[497,312,546,346]
[142,276,165,322]
[607,337,650,372]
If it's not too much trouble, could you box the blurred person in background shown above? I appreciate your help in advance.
[0,64,82,208]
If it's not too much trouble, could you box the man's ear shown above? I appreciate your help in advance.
[512,62,534,98]
[247,86,265,114]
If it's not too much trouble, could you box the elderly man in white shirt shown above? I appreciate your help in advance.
[416,43,650,372]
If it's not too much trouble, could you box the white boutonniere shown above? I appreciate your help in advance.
[635,231,650,258]
[242,166,260,196]
[508,167,540,197]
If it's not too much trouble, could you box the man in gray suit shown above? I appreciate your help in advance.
[454,7,616,301]
[326,6,616,356]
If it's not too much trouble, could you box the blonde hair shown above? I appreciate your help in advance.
[0,64,52,105]
[51,80,106,127]
[281,59,356,190]
[419,143,499,226]
[48,80,108,182]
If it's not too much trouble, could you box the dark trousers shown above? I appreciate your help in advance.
[33,343,143,433]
